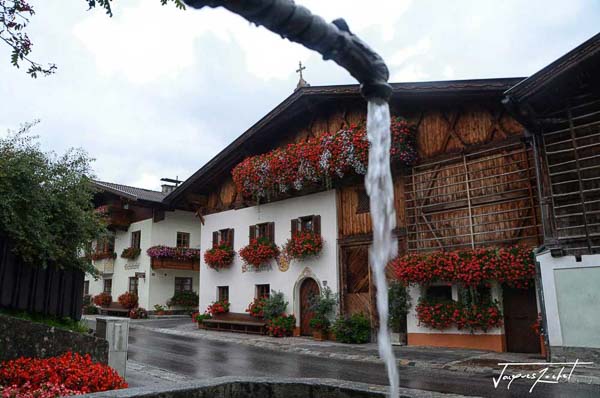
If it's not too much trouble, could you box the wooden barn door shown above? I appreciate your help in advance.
[300,278,320,336]
[503,285,540,353]
[341,245,373,320]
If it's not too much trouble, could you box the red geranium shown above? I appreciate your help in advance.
[239,237,280,269]
[245,296,267,318]
[416,298,503,332]
[284,231,323,260]
[266,314,296,337]
[0,352,127,396]
[204,241,235,270]
[206,300,230,316]
[117,292,138,309]
[93,292,112,306]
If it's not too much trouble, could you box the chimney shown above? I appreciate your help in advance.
[161,184,176,194]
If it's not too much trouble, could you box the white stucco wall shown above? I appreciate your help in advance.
[85,210,200,310]
[406,282,504,335]
[199,190,338,323]
[537,251,600,348]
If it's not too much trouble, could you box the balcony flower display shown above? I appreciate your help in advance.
[416,298,503,332]
[91,251,116,261]
[117,292,138,309]
[206,300,230,316]
[120,247,141,259]
[232,117,417,202]
[93,292,112,307]
[245,296,267,318]
[284,231,323,260]
[146,245,201,261]
[204,241,235,270]
[239,237,280,269]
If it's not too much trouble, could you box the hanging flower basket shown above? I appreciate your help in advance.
[284,231,323,260]
[239,237,280,269]
[204,242,235,270]
[121,247,141,260]
[231,117,417,202]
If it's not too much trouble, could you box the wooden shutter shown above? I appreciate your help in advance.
[212,231,219,248]
[227,228,234,248]
[249,225,256,241]
[291,218,299,236]
[312,215,321,235]
[267,222,275,244]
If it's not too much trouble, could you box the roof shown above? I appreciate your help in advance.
[505,32,600,103]
[164,77,524,205]
[92,180,167,203]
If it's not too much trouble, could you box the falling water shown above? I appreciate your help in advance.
[365,99,399,398]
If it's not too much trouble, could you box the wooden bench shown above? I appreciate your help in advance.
[203,312,266,335]
[99,302,129,317]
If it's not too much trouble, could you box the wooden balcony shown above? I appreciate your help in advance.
[93,256,115,274]
[151,257,199,271]
[96,205,134,230]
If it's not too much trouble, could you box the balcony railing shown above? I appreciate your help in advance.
[95,204,134,231]
[151,257,199,271]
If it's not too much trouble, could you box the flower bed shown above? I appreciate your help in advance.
[232,117,417,201]
[391,246,535,288]
[0,352,127,397]
[266,314,296,337]
[117,292,138,309]
[93,292,112,307]
[239,237,279,269]
[120,247,140,259]
[245,297,267,318]
[206,300,230,316]
[284,231,323,260]
[146,245,200,261]
[416,298,503,332]
[204,242,235,270]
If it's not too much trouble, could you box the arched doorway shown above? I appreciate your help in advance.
[299,278,320,336]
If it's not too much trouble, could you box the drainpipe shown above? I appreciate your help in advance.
[533,245,551,361]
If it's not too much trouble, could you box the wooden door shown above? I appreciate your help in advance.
[503,285,540,353]
[341,245,372,319]
[300,278,320,336]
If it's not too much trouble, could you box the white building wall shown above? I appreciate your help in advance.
[199,190,338,323]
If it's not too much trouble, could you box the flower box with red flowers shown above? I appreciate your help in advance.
[117,291,138,309]
[239,237,280,269]
[245,296,267,318]
[231,117,417,202]
[121,247,141,259]
[284,231,323,260]
[416,298,503,332]
[206,300,230,316]
[93,292,112,307]
[204,241,235,270]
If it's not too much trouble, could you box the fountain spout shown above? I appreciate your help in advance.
[183,0,393,101]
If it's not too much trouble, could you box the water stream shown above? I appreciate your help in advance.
[365,99,399,398]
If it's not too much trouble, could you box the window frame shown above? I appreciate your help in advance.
[217,286,229,302]
[174,277,193,293]
[176,231,190,248]
[250,222,275,244]
[128,276,139,295]
[103,278,112,294]
[212,228,234,248]
[255,284,270,299]
[131,230,141,249]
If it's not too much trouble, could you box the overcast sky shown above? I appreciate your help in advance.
[1,1,598,190]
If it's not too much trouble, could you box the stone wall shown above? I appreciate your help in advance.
[0,314,108,364]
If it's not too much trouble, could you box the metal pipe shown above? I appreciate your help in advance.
[183,0,393,100]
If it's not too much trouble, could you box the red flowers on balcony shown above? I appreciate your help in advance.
[416,298,503,332]
[391,246,535,288]
[231,117,417,201]
[284,231,323,260]
[239,237,280,269]
[204,241,235,270]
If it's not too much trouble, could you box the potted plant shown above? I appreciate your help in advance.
[309,317,329,341]
[309,286,338,340]
[195,313,212,329]
[388,281,410,345]
[121,247,141,260]
[93,292,112,307]
[204,241,235,270]
[154,304,166,315]
[239,237,279,270]
[283,231,323,260]
[167,290,199,313]
[245,296,267,318]
[117,292,138,309]
[129,307,148,319]
[206,300,230,316]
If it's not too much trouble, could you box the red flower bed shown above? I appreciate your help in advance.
[206,300,230,316]
[93,292,111,307]
[391,246,535,288]
[204,241,235,270]
[266,314,296,337]
[245,297,267,318]
[117,292,138,309]
[284,231,323,260]
[232,117,417,201]
[416,298,503,332]
[239,237,280,269]
[0,352,127,397]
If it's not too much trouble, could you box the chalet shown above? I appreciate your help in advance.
[164,75,545,351]
[504,32,600,361]
[85,181,200,313]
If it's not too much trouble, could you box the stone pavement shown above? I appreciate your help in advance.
[125,317,600,386]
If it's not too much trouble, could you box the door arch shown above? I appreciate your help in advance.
[299,278,320,336]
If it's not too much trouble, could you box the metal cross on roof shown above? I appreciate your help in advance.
[296,61,306,80]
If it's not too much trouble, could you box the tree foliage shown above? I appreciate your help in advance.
[0,121,104,273]
[0,0,186,77]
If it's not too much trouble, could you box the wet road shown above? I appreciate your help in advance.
[128,324,600,397]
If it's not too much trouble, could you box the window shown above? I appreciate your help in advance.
[131,231,141,249]
[177,232,190,248]
[291,215,321,235]
[256,284,270,298]
[97,236,115,253]
[249,222,274,244]
[217,286,229,302]
[174,277,193,293]
[83,281,90,296]
[356,188,370,214]
[129,277,139,295]
[212,228,234,248]
[425,285,452,301]
[103,279,112,294]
